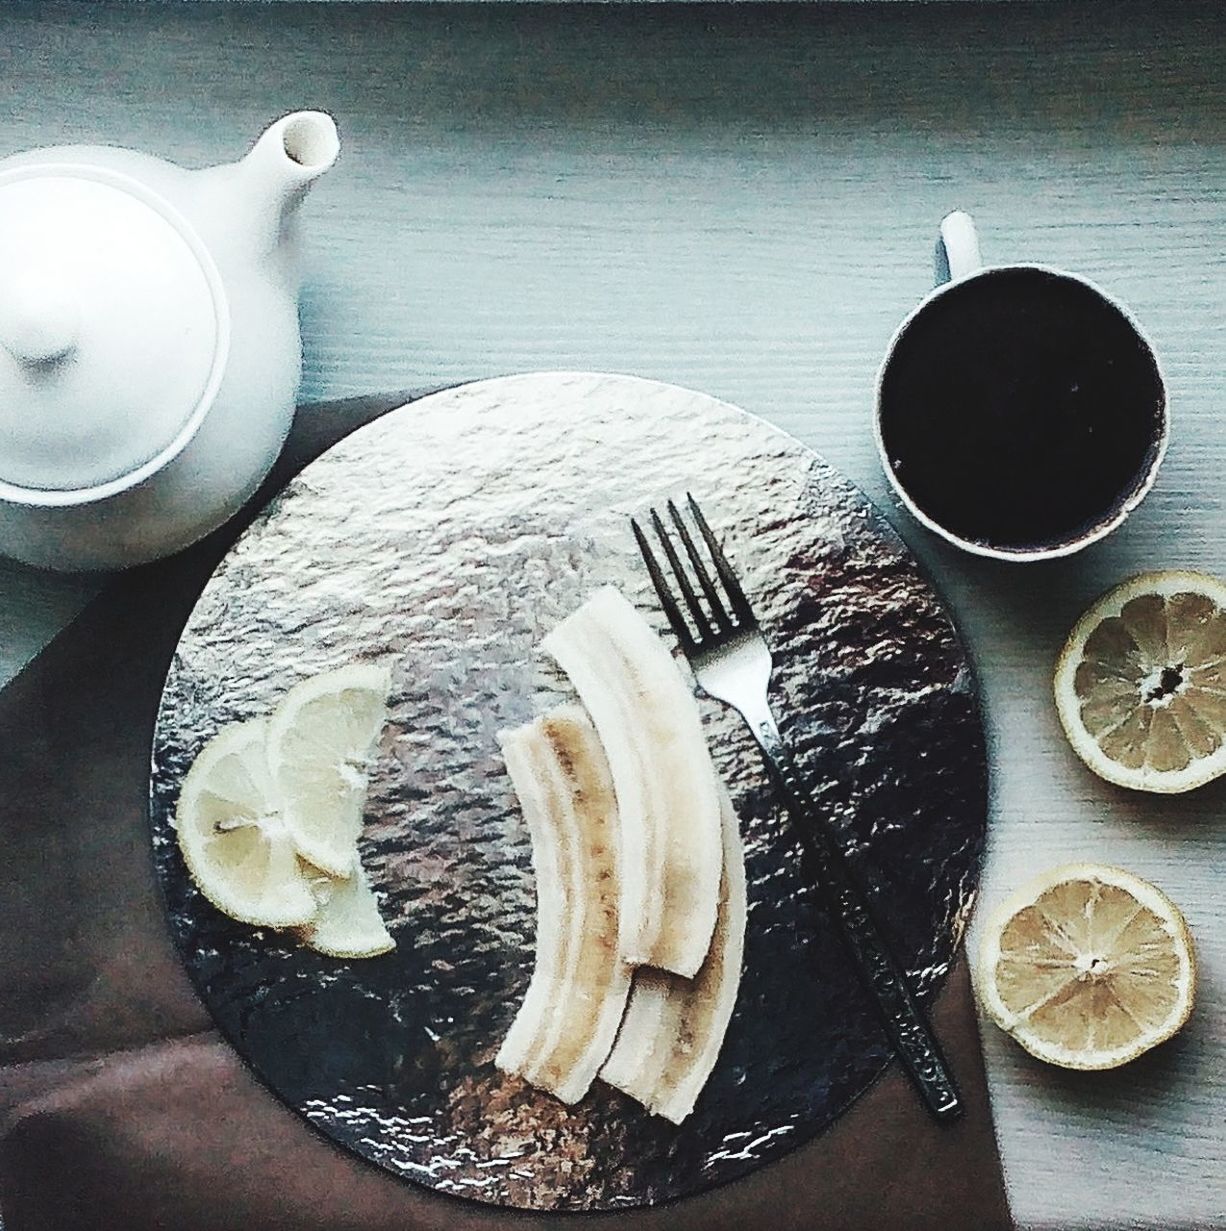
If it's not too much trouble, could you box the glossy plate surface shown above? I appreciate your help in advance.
[150,372,987,1211]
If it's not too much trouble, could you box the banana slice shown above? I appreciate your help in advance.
[496,706,632,1105]
[600,784,746,1124]
[542,586,722,977]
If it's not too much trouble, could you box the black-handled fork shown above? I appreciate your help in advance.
[632,494,963,1122]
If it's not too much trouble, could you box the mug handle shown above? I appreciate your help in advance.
[934,210,982,284]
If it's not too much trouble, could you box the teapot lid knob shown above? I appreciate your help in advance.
[0,275,79,366]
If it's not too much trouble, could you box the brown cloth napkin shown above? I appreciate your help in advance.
[0,392,1013,1231]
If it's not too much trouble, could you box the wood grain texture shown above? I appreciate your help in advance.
[0,3,1224,1227]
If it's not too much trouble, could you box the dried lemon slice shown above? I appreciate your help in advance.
[175,719,317,928]
[976,864,1195,1070]
[267,663,392,876]
[1054,570,1226,793]
[300,862,395,959]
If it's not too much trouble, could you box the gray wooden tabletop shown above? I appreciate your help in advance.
[2,3,1225,1227]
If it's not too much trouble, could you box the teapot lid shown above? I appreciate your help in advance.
[0,164,228,501]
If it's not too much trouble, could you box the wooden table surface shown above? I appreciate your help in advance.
[2,3,1224,1227]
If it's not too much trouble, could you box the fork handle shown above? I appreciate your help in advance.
[747,708,964,1123]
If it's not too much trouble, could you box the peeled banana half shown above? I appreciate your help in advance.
[542,586,723,978]
[495,707,632,1105]
[600,783,747,1124]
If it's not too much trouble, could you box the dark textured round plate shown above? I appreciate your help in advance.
[150,372,987,1212]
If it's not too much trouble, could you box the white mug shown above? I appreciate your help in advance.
[874,211,1169,562]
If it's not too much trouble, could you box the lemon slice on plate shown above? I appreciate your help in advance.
[301,862,395,959]
[1054,570,1226,793]
[976,864,1195,1070]
[267,662,392,876]
[175,719,317,927]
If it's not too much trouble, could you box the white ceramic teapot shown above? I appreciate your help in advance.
[0,111,339,571]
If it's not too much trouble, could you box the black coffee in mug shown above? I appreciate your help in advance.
[878,266,1166,556]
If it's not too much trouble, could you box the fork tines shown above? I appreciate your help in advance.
[631,494,753,651]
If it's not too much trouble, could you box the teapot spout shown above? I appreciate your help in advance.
[237,111,339,255]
